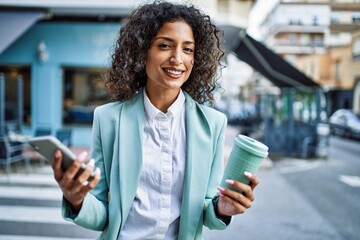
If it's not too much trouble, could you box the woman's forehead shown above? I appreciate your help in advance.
[155,21,194,40]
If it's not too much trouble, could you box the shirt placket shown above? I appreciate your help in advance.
[155,113,172,238]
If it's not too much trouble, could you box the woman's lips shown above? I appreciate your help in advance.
[163,68,184,78]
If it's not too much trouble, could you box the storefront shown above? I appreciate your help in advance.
[0,21,120,146]
[221,25,328,158]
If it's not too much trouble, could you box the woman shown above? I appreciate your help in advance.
[52,1,259,239]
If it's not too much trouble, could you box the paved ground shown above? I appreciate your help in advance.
[0,126,343,239]
[203,167,343,240]
[0,159,342,240]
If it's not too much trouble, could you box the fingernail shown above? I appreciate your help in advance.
[55,150,61,158]
[88,159,95,167]
[225,179,235,185]
[217,191,224,197]
[217,186,225,192]
[244,171,253,178]
[95,167,100,175]
[78,151,88,161]
[80,162,87,169]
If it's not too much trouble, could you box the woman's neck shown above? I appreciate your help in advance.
[145,87,180,113]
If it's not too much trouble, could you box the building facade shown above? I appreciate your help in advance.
[0,21,120,145]
[259,1,330,64]
[0,0,255,146]
[258,0,360,114]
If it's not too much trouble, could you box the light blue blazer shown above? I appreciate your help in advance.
[62,91,230,239]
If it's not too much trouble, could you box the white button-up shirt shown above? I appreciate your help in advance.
[119,90,186,240]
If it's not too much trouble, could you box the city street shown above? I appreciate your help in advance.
[1,0,359,239]
[278,136,360,240]
[0,167,99,239]
[204,127,360,240]
[0,126,359,239]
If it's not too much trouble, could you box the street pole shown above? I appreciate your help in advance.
[0,73,5,136]
[17,75,23,132]
[287,88,295,157]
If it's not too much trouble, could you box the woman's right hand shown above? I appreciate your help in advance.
[51,150,100,213]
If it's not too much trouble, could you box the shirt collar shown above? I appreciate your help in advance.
[143,89,185,122]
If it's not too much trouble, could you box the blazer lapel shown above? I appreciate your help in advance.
[118,92,144,230]
[178,93,213,239]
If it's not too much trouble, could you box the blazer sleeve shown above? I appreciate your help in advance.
[203,113,232,229]
[61,107,109,231]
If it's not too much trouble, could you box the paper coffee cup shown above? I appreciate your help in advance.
[220,134,268,192]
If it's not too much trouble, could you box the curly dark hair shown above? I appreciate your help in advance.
[105,0,224,104]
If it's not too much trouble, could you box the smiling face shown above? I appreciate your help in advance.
[145,20,195,98]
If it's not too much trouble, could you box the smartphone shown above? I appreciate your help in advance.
[27,136,93,180]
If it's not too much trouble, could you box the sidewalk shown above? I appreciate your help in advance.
[0,156,341,240]
[205,126,343,239]
[1,136,342,239]
[203,166,342,240]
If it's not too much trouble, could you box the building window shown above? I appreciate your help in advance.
[63,67,108,125]
[300,33,311,46]
[331,12,340,24]
[313,34,324,47]
[352,13,360,24]
[287,33,297,45]
[353,36,360,60]
[312,15,318,26]
[335,60,341,81]
[0,66,31,127]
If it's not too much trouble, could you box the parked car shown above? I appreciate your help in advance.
[328,109,360,140]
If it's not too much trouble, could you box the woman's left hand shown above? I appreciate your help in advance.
[216,171,260,217]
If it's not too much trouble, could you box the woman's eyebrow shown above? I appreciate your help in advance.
[154,36,195,45]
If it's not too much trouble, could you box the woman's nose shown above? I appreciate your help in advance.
[170,50,183,65]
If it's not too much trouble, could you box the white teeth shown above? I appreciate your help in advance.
[165,69,182,75]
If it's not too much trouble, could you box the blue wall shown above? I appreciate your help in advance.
[0,22,120,146]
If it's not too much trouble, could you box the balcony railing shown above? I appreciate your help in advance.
[275,39,325,47]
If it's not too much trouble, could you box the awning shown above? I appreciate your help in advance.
[0,11,44,55]
[220,25,319,89]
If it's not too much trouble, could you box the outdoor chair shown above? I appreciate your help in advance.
[0,135,30,181]
[56,129,72,147]
[34,128,52,137]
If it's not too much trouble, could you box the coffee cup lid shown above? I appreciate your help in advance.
[235,134,269,158]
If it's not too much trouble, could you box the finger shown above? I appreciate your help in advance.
[73,151,89,180]
[77,151,88,163]
[69,151,88,178]
[53,150,62,170]
[82,158,96,181]
[71,159,95,193]
[60,152,88,186]
[88,167,101,188]
[219,194,246,214]
[218,186,253,208]
[224,179,255,201]
[78,167,101,195]
[53,150,64,182]
[244,171,260,190]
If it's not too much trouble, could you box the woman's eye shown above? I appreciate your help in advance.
[184,48,194,53]
[158,43,170,49]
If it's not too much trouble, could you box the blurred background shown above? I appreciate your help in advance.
[0,0,359,240]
